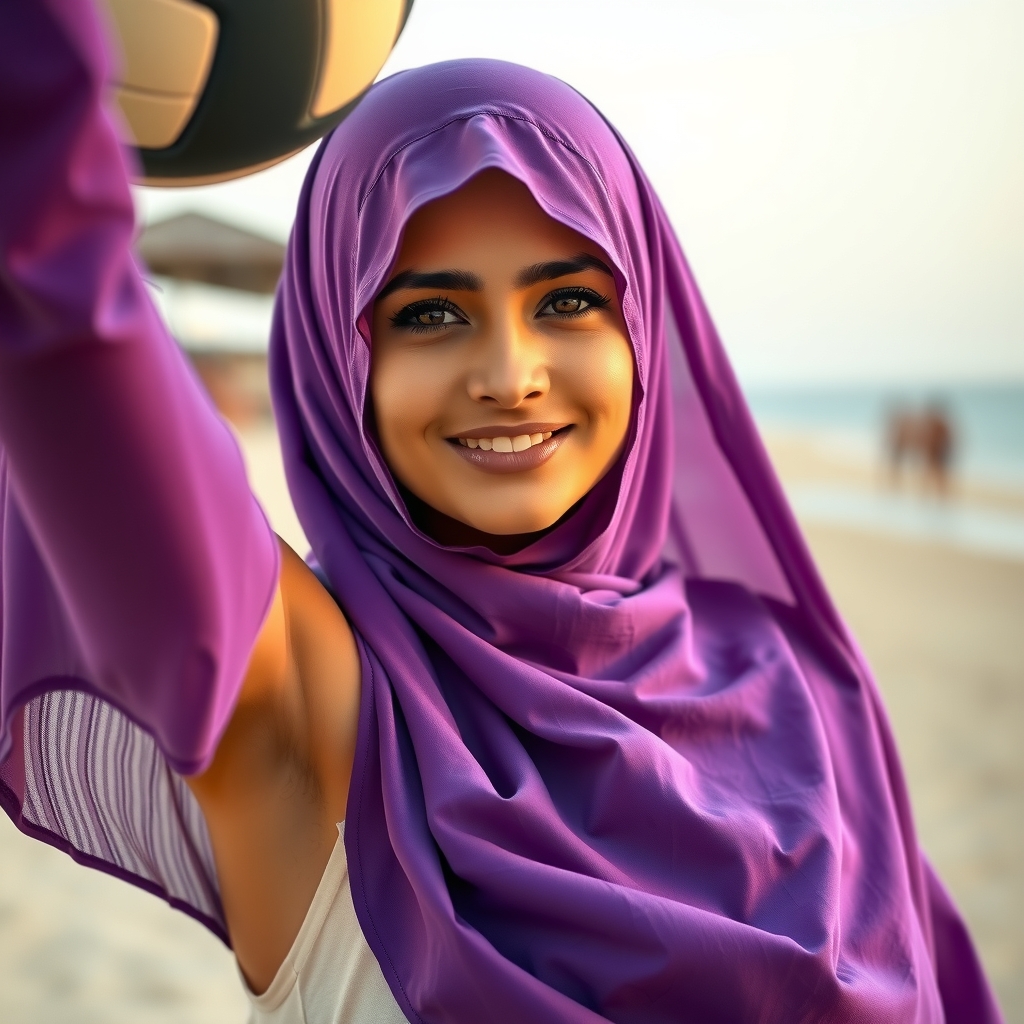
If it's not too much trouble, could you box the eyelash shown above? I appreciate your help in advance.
[538,286,610,319]
[390,296,466,333]
[391,287,610,333]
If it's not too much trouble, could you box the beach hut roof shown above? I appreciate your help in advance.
[138,212,285,294]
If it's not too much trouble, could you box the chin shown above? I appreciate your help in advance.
[459,503,566,538]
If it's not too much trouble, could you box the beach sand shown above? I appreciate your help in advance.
[0,815,250,1024]
[0,423,1020,1020]
[764,430,1024,1015]
[802,522,1024,1013]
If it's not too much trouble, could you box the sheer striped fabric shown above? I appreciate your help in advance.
[3,688,226,940]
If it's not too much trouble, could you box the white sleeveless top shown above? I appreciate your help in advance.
[243,823,409,1024]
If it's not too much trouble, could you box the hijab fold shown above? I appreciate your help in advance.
[270,59,998,1023]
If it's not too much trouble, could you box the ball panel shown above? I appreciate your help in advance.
[311,0,406,118]
[115,87,198,148]
[141,148,304,188]
[108,0,218,95]
[109,0,218,149]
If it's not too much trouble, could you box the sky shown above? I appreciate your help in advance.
[135,0,1024,387]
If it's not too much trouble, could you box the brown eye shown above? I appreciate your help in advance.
[416,309,449,325]
[538,287,608,319]
[391,298,467,332]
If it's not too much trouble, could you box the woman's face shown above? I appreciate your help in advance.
[371,169,634,546]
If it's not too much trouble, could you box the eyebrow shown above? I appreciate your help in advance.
[375,252,614,302]
[376,269,483,301]
[514,252,615,288]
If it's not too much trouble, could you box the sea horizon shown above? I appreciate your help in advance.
[745,380,1024,491]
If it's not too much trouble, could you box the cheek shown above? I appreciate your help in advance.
[370,349,449,459]
[609,342,636,427]
[577,335,635,439]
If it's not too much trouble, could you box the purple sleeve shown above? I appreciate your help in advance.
[0,0,280,776]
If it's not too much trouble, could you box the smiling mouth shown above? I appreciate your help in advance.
[456,430,552,452]
[445,425,572,474]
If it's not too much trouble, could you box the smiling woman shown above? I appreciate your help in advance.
[370,169,634,544]
[0,4,1003,1021]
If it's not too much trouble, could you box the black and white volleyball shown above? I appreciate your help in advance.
[107,0,412,185]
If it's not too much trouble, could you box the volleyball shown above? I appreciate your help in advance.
[106,0,412,186]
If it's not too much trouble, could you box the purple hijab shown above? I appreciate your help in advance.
[269,60,998,1023]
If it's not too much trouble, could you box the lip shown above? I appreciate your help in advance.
[446,425,573,474]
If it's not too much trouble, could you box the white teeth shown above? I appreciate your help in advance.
[456,430,558,451]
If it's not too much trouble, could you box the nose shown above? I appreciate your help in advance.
[466,316,549,408]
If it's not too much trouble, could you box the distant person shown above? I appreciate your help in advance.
[885,403,918,486]
[920,401,956,496]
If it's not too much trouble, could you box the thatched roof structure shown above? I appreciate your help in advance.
[137,212,285,294]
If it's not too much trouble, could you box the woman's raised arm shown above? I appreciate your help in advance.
[0,0,280,776]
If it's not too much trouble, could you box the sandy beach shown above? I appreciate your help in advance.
[0,423,1020,1020]
[763,431,1024,1015]
[803,524,1023,1006]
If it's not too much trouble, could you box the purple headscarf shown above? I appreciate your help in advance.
[270,60,999,1023]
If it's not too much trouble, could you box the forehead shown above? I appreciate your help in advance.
[392,169,608,276]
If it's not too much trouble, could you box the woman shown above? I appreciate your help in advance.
[0,1,1002,1021]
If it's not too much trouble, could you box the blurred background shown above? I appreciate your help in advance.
[1,0,1021,1020]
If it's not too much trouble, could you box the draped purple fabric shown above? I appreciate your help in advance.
[270,60,1001,1023]
[0,0,278,937]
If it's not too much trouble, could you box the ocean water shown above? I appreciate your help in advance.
[745,383,1024,559]
[746,383,1024,490]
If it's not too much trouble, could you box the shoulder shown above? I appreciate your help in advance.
[189,538,361,820]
